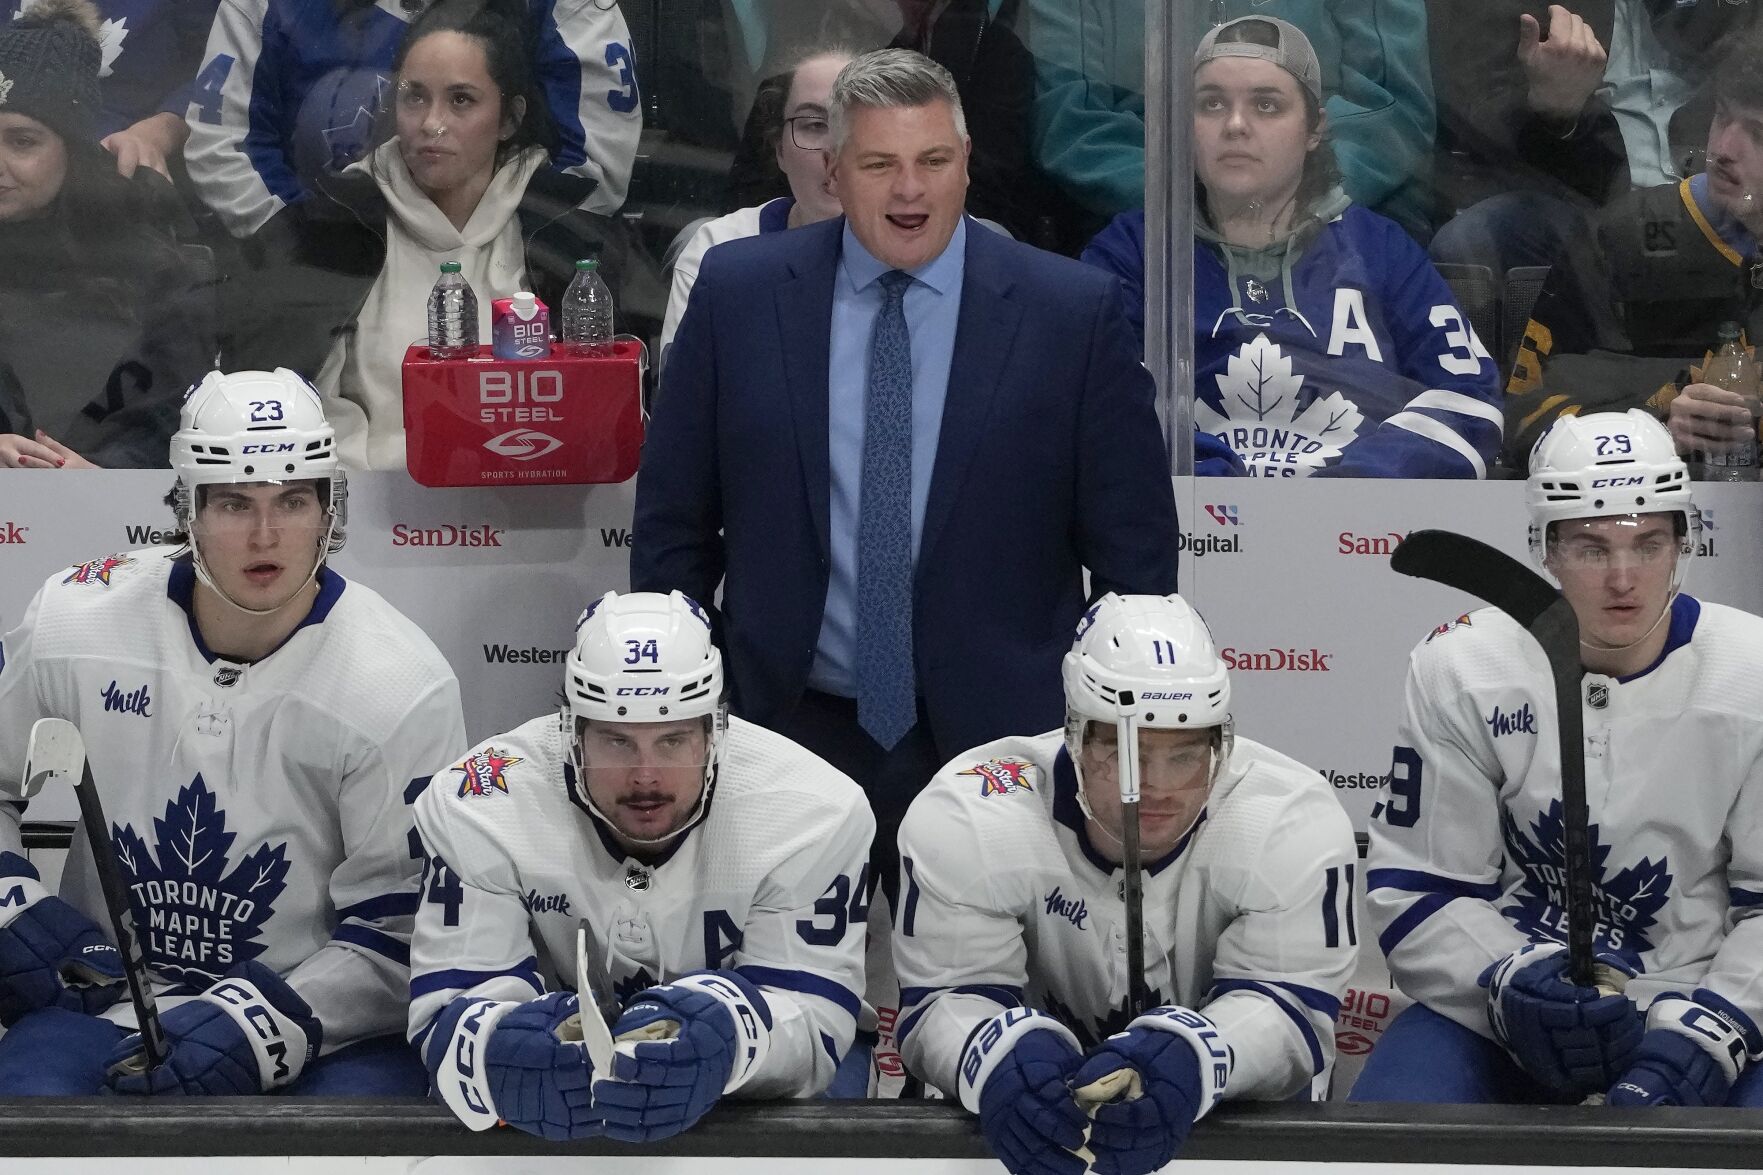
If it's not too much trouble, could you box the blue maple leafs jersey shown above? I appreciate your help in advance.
[0,548,467,1049]
[893,731,1359,1102]
[1366,596,1763,1044]
[408,713,875,1098]
[183,0,642,238]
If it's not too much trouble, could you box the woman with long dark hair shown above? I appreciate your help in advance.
[0,0,215,468]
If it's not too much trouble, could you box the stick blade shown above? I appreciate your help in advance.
[575,921,618,1079]
[22,718,85,800]
[1391,529,1559,630]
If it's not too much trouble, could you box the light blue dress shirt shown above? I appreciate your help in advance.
[1600,0,1696,189]
[807,217,968,699]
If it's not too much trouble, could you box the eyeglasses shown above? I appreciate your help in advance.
[785,115,831,151]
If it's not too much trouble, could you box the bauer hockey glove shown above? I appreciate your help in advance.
[106,960,321,1095]
[424,990,599,1140]
[1068,1006,1232,1175]
[1482,941,1642,1097]
[1608,991,1762,1107]
[592,971,772,1143]
[0,853,124,1024]
[957,1008,1088,1175]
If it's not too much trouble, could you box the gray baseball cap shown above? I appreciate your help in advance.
[1194,15,1323,106]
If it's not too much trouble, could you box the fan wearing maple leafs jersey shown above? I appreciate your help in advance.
[896,594,1357,1175]
[1081,16,1502,479]
[410,591,873,1143]
[1356,411,1763,1107]
[182,0,640,240]
[0,370,467,1096]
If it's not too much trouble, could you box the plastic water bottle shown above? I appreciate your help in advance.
[427,261,479,359]
[560,258,615,357]
[1702,321,1760,481]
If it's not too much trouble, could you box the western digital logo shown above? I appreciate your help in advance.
[601,528,633,548]
[1325,769,1389,790]
[393,524,504,548]
[1177,532,1241,556]
[124,524,180,545]
[483,644,568,664]
[1220,647,1333,671]
[1204,504,1240,525]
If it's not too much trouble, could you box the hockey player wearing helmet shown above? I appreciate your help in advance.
[0,368,467,1096]
[409,591,875,1143]
[893,593,1357,1175]
[1356,409,1763,1107]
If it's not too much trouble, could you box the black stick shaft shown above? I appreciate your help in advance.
[74,763,166,1067]
[1121,802,1149,1017]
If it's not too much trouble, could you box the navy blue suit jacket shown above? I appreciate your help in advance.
[631,217,1179,761]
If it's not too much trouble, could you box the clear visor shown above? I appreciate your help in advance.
[192,483,330,540]
[1544,515,1692,572]
[575,718,712,773]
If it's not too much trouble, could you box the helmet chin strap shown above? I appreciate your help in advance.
[565,712,722,851]
[190,515,336,618]
[1578,592,1675,655]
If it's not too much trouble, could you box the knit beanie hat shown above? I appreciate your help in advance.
[0,0,104,143]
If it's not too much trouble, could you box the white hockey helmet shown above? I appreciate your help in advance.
[562,591,728,845]
[171,369,347,554]
[1525,409,1699,577]
[1063,591,1233,772]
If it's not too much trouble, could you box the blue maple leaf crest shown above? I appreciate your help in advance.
[613,966,660,1006]
[1043,987,1168,1050]
[112,775,291,989]
[1500,800,1671,969]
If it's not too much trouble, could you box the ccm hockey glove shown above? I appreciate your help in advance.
[425,990,599,1140]
[1068,1006,1233,1175]
[957,1008,1088,1175]
[593,971,772,1143]
[0,853,124,1024]
[1609,991,1762,1107]
[1483,942,1642,1097]
[106,960,321,1095]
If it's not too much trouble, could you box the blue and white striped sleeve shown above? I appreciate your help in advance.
[530,0,642,214]
[1364,635,1529,1037]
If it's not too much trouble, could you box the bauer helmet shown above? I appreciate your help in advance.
[1062,593,1234,787]
[1526,409,1699,583]
[562,591,728,845]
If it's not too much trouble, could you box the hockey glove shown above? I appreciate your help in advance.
[956,1008,1088,1175]
[1482,942,1642,1097]
[1608,991,1761,1107]
[592,971,771,1143]
[106,960,321,1096]
[1068,1006,1232,1175]
[0,853,124,1024]
[424,990,599,1139]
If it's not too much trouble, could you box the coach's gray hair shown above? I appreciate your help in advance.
[827,48,968,151]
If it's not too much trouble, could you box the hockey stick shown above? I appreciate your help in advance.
[22,718,167,1071]
[1389,530,1597,989]
[1114,690,1151,1018]
[571,918,619,1082]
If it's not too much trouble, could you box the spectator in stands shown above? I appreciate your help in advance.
[659,48,853,362]
[1430,2,1757,286]
[1027,0,1435,239]
[0,0,216,469]
[1501,27,1763,468]
[1083,17,1501,479]
[217,0,623,472]
[181,0,640,243]
[5,0,216,180]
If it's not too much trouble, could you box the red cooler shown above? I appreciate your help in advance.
[400,341,643,487]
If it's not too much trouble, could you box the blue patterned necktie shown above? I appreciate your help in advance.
[856,269,917,749]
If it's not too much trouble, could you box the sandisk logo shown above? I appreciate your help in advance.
[391,524,504,547]
[1220,647,1333,672]
[484,429,563,460]
[0,522,27,544]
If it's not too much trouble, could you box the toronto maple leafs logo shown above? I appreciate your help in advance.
[454,747,523,798]
[113,776,290,988]
[1044,988,1169,1050]
[1195,334,1364,477]
[959,757,1035,798]
[613,966,659,1006]
[62,554,133,586]
[1500,801,1671,967]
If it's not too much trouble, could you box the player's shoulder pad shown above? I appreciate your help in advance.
[1408,602,1538,684]
[1198,737,1355,870]
[1679,600,1763,709]
[715,716,867,815]
[921,734,1054,815]
[419,715,560,852]
[899,733,1060,889]
[50,548,162,595]
[302,577,461,725]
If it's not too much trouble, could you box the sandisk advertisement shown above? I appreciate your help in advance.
[400,342,644,487]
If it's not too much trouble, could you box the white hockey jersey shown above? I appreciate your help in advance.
[1367,596,1763,1054]
[894,731,1359,1102]
[408,713,875,1099]
[0,548,467,1049]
